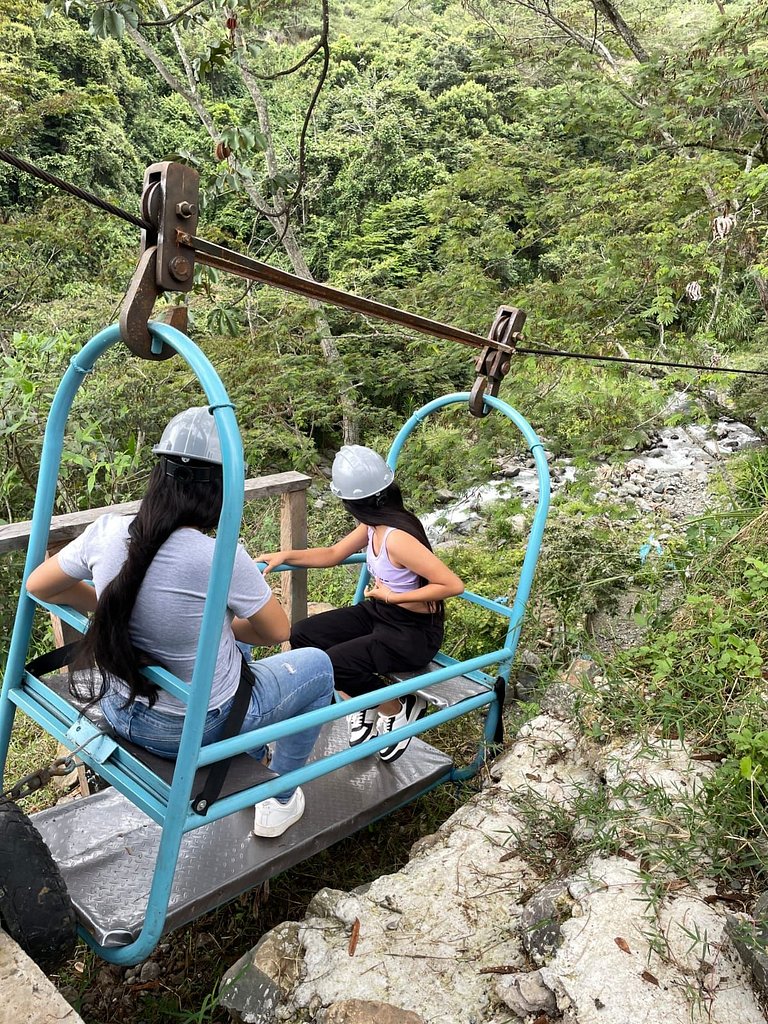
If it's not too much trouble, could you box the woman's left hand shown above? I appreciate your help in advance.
[365,578,395,604]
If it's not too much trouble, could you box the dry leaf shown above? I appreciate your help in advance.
[348,917,360,956]
[641,970,659,987]
[666,879,689,893]
[704,892,747,907]
[614,937,631,954]
[132,980,161,992]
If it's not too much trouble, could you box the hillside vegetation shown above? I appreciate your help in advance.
[2,0,768,1016]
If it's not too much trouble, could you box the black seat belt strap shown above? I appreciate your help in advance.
[25,641,83,677]
[192,654,255,815]
[491,675,506,749]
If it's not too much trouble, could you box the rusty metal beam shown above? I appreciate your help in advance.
[177,232,516,354]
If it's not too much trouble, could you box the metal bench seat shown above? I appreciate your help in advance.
[32,719,451,946]
[389,657,494,709]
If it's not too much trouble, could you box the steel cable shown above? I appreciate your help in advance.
[516,345,768,377]
[0,149,151,231]
[2,148,768,377]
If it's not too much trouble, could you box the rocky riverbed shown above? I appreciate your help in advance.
[423,412,761,547]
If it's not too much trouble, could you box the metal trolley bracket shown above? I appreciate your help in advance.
[119,162,200,360]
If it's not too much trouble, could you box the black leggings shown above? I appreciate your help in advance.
[290,598,443,698]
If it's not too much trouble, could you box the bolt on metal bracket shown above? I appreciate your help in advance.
[119,162,199,359]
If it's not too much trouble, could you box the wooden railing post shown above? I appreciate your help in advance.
[280,488,308,625]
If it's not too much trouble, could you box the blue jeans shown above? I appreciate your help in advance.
[100,647,334,802]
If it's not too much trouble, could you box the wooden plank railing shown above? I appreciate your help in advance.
[0,471,312,625]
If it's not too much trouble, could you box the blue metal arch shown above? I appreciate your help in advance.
[352,391,550,686]
[0,321,246,963]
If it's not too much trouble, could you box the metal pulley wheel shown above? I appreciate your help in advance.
[142,179,163,228]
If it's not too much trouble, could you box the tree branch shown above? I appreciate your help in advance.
[123,21,217,137]
[239,0,330,228]
[139,0,208,27]
[496,0,626,77]
[591,0,649,62]
[245,39,324,81]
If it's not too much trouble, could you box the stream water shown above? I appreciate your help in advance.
[423,406,762,544]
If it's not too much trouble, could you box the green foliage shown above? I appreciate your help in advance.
[727,361,768,436]
[580,514,768,877]
[502,781,623,876]
[440,539,525,663]
[728,448,768,512]
[503,359,661,458]
[382,419,496,510]
[533,508,640,641]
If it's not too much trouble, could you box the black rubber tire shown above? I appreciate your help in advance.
[0,798,77,972]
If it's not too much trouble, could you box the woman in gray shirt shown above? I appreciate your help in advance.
[26,407,333,838]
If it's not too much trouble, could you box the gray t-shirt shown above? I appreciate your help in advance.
[57,514,272,714]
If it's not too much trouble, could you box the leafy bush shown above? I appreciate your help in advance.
[582,523,768,878]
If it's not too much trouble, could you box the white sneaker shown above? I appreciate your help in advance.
[347,706,379,746]
[377,694,428,763]
[252,787,305,838]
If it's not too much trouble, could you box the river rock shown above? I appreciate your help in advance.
[726,898,768,1003]
[221,715,766,1024]
[541,856,764,1024]
[220,923,302,1024]
[520,879,572,961]
[495,968,558,1016]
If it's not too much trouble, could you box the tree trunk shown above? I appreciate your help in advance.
[239,64,360,443]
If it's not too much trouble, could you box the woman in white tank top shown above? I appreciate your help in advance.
[260,445,464,763]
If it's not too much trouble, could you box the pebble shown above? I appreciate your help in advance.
[139,961,161,983]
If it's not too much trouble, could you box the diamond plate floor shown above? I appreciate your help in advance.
[32,719,452,947]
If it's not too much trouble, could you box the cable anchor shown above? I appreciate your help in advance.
[0,731,104,803]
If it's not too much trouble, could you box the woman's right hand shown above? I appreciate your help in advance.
[256,551,288,575]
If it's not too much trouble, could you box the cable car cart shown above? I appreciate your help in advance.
[0,163,549,972]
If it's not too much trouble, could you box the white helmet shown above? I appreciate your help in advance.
[330,445,394,500]
[152,406,222,464]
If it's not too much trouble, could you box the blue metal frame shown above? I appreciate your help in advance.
[0,330,549,965]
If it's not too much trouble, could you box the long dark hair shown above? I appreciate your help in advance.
[342,482,444,620]
[74,458,223,707]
